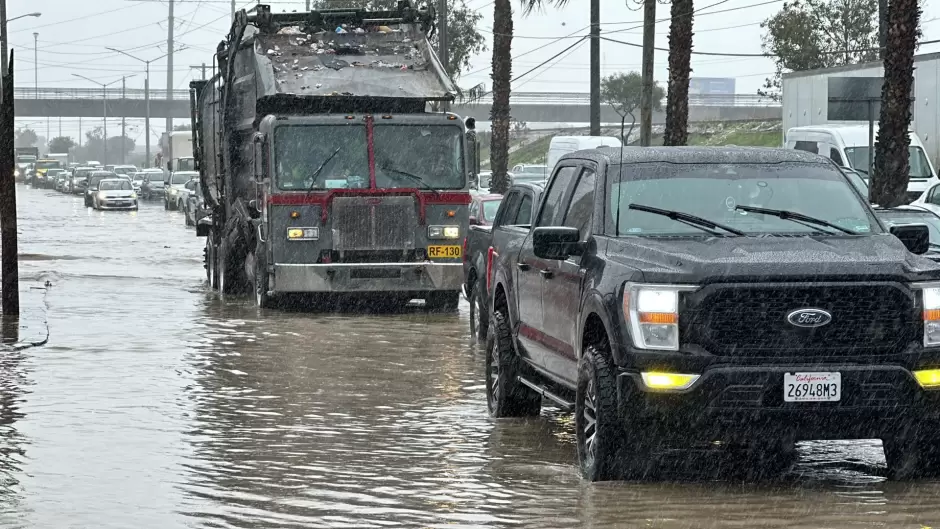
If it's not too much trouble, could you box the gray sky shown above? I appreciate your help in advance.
[8,0,940,145]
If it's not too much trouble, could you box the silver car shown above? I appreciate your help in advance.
[92,179,138,211]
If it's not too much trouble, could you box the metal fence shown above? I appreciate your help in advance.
[14,87,780,107]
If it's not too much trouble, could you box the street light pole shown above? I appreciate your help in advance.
[121,76,126,164]
[107,47,172,169]
[32,32,37,98]
[72,74,127,166]
[0,11,41,101]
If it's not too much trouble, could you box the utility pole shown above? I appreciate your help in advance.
[190,63,207,80]
[32,32,37,98]
[639,0,656,146]
[878,0,888,59]
[589,0,600,136]
[305,0,310,10]
[121,76,126,164]
[0,1,7,106]
[78,116,82,147]
[166,0,174,165]
[233,0,237,19]
[437,0,449,112]
[0,50,19,315]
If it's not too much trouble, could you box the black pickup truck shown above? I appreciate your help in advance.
[485,146,940,481]
[464,183,544,342]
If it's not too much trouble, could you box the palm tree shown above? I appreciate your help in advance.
[872,0,921,207]
[488,0,569,194]
[663,0,694,146]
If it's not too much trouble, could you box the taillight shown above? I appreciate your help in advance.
[486,246,497,291]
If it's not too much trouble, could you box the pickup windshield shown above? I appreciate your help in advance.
[373,125,464,190]
[844,146,933,178]
[609,162,879,236]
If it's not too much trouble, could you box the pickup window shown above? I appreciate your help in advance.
[538,166,577,226]
[561,168,596,239]
[514,194,533,225]
[608,162,878,236]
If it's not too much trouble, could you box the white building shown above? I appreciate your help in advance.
[782,52,940,164]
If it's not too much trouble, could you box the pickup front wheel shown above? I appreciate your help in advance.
[469,278,488,343]
[486,311,541,418]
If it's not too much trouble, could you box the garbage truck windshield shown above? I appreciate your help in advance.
[275,125,369,190]
[374,125,464,190]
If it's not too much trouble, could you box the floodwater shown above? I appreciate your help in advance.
[2,185,940,528]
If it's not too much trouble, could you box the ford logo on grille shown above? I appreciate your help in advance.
[786,308,832,328]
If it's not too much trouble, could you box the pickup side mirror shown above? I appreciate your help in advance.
[533,226,583,260]
[469,216,479,225]
[891,224,930,255]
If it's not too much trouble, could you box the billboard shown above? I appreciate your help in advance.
[689,77,736,95]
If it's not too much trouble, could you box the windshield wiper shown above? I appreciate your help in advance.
[735,205,857,235]
[628,203,746,236]
[381,164,440,196]
[305,147,342,194]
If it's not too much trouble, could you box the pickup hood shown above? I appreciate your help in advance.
[605,234,940,283]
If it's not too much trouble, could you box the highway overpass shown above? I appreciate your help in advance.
[12,87,782,123]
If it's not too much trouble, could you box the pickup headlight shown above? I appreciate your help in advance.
[916,283,940,347]
[428,225,460,239]
[623,283,696,351]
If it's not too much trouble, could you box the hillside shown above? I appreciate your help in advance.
[480,120,783,168]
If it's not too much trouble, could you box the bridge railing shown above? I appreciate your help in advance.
[15,87,781,107]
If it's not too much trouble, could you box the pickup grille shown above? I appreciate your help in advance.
[682,283,918,357]
[331,196,417,251]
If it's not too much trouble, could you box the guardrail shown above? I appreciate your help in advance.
[14,87,780,107]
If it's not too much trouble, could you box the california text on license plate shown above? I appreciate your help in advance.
[783,372,841,402]
[427,245,461,259]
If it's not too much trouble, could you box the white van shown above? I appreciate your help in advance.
[547,136,622,172]
[785,124,939,202]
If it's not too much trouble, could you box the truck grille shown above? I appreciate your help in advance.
[682,283,918,357]
[331,196,417,251]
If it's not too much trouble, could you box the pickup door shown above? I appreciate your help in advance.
[517,162,597,385]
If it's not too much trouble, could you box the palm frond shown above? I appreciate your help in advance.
[519,0,571,16]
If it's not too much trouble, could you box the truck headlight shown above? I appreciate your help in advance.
[623,283,696,351]
[428,225,460,239]
[13,170,19,177]
[917,284,940,347]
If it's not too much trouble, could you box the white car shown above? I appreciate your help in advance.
[164,171,199,210]
[93,178,138,211]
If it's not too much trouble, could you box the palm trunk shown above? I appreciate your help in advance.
[663,0,693,146]
[872,0,920,207]
[489,0,513,195]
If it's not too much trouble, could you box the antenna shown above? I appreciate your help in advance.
[614,114,627,236]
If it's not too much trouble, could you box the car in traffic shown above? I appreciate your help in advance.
[469,193,503,227]
[464,182,543,343]
[69,167,96,195]
[164,171,199,210]
[92,178,138,211]
[484,146,940,482]
[40,168,65,190]
[511,164,549,185]
[84,171,118,207]
[182,180,209,227]
[53,171,71,192]
[140,170,166,200]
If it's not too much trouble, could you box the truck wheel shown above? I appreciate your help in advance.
[254,253,272,308]
[426,291,460,312]
[485,311,541,418]
[576,343,651,481]
[884,426,940,480]
[469,278,488,343]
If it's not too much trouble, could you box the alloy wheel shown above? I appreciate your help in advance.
[488,339,501,410]
[582,377,598,469]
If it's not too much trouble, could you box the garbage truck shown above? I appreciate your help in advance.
[190,2,477,309]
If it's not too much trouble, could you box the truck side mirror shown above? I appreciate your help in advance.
[533,226,583,260]
[891,224,930,255]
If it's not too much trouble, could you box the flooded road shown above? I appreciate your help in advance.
[3,185,940,528]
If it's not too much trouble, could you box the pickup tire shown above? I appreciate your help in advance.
[577,344,632,481]
[486,311,541,418]
[883,425,940,480]
[468,278,488,343]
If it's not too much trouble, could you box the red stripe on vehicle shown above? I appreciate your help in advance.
[268,191,472,224]
[366,115,376,189]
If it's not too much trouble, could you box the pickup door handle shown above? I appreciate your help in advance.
[516,263,530,271]
[539,269,553,279]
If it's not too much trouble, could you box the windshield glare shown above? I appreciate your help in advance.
[610,162,877,236]
[844,146,933,178]
[99,180,131,191]
[275,124,464,191]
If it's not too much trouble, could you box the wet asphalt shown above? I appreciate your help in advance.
[0,184,938,528]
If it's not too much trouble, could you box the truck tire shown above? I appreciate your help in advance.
[254,252,272,308]
[884,425,940,480]
[485,311,542,418]
[205,240,219,290]
[469,278,488,343]
[426,291,460,312]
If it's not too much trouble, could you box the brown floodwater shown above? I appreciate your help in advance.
[2,185,940,528]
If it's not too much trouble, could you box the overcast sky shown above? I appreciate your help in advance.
[8,0,940,145]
